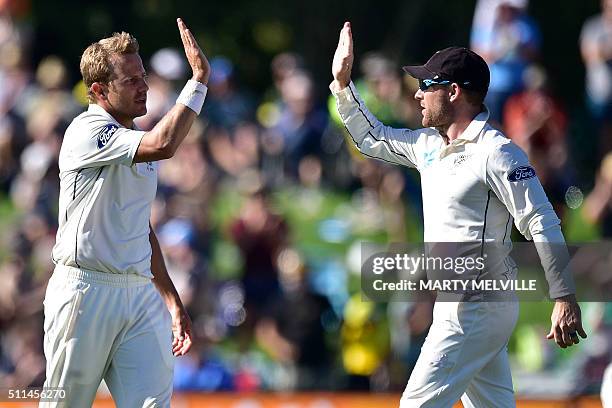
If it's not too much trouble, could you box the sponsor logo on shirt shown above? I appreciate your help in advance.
[507,166,536,182]
[97,124,119,149]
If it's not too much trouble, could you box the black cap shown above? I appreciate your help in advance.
[403,47,490,93]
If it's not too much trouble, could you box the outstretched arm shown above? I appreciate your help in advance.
[134,18,211,163]
[330,22,424,169]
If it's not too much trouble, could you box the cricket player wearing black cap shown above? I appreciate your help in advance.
[330,22,586,407]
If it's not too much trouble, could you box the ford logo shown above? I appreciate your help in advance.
[97,124,118,149]
[507,166,536,182]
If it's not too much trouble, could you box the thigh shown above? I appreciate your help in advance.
[105,284,174,408]
[400,302,518,408]
[461,347,515,408]
[41,274,121,407]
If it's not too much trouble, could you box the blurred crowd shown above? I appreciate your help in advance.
[0,0,611,398]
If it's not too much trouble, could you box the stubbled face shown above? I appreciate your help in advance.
[105,53,148,123]
[415,85,453,128]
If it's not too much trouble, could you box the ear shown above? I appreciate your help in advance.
[449,83,461,103]
[91,82,107,101]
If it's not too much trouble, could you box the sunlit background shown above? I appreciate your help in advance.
[0,0,610,406]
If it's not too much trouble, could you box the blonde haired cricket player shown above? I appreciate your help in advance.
[41,18,209,407]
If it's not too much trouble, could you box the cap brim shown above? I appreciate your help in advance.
[402,65,436,80]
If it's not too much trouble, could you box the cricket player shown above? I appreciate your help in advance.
[331,22,587,407]
[41,19,209,407]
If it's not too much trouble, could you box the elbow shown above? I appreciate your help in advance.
[153,135,177,159]
[139,130,178,160]
[157,143,176,159]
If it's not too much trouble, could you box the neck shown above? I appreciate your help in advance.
[437,108,481,143]
[95,102,134,129]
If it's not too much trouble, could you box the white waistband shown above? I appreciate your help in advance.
[53,264,151,287]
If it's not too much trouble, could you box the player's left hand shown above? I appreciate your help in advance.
[171,304,193,356]
[546,294,587,348]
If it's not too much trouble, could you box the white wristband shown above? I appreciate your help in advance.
[176,79,208,115]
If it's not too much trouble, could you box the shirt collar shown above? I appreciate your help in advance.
[437,106,489,159]
[87,104,141,130]
[453,105,489,144]
[88,104,119,123]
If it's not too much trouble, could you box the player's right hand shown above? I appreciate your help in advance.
[177,17,211,85]
[171,303,193,356]
[546,294,587,348]
[331,21,354,92]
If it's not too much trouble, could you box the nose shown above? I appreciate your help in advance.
[414,88,423,100]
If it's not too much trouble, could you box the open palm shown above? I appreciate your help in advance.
[331,21,354,89]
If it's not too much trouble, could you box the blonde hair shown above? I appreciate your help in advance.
[80,32,139,102]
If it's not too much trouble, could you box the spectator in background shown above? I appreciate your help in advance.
[273,70,328,177]
[471,0,541,123]
[0,17,37,193]
[0,115,26,192]
[136,48,184,131]
[269,52,304,100]
[503,65,573,215]
[357,53,412,128]
[255,248,334,390]
[230,188,288,319]
[204,56,254,130]
[157,218,208,315]
[156,119,217,253]
[581,0,612,157]
[258,53,305,185]
[583,152,612,235]
[206,121,260,178]
[470,0,507,55]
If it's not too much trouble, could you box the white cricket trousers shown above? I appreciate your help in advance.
[400,300,519,408]
[602,362,612,408]
[40,264,174,408]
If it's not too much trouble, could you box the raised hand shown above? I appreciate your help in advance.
[331,21,354,92]
[177,18,211,85]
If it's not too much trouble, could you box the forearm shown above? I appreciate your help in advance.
[149,225,183,310]
[332,81,417,167]
[150,103,198,155]
[151,79,208,154]
[531,224,576,299]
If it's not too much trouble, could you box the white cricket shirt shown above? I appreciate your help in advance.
[52,104,157,277]
[333,82,574,298]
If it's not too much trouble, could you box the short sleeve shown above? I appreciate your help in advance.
[61,116,146,171]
